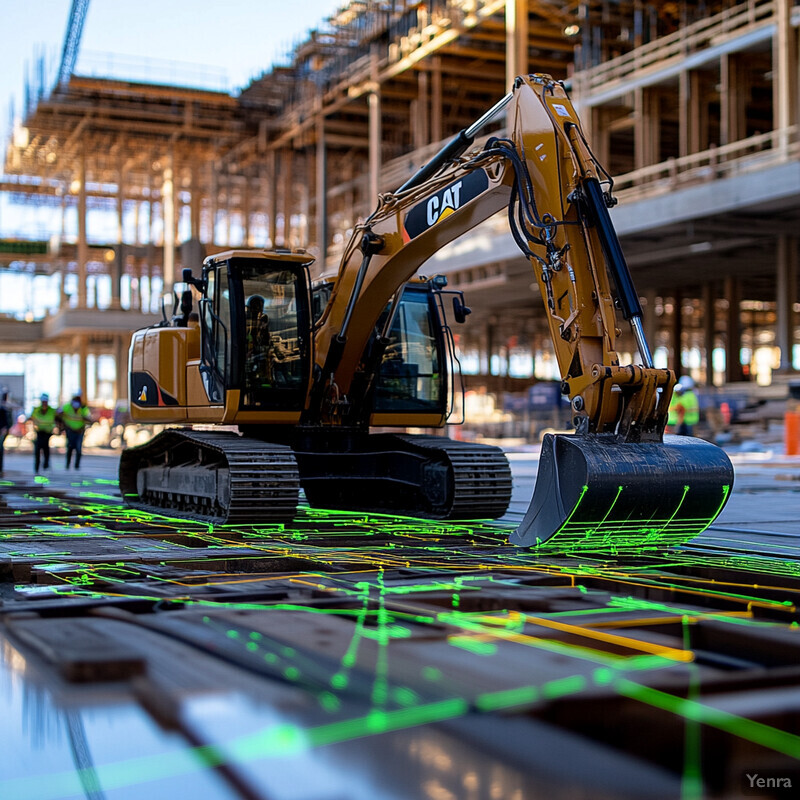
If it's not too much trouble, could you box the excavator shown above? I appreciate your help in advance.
[120,74,733,548]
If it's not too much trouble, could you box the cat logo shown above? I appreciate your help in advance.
[403,170,490,241]
[427,181,462,226]
[131,372,179,407]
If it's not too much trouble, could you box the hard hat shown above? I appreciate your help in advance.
[40,393,49,402]
[678,375,695,391]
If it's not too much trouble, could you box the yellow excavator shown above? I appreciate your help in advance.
[120,74,733,548]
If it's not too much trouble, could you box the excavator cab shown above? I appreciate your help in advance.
[194,250,314,411]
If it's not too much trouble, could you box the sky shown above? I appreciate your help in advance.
[3,0,339,128]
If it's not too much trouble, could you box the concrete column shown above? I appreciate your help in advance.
[368,90,381,202]
[415,70,429,149]
[678,71,690,158]
[190,165,202,240]
[774,0,797,154]
[505,0,528,93]
[634,88,658,169]
[777,235,798,371]
[115,334,128,403]
[720,53,746,146]
[482,322,492,376]
[208,160,218,246]
[268,150,278,248]
[143,258,153,313]
[724,276,744,382]
[58,190,68,309]
[679,71,704,157]
[162,154,175,289]
[113,156,125,309]
[702,282,716,385]
[282,150,293,247]
[243,177,251,247]
[642,288,658,355]
[58,354,64,407]
[77,150,88,308]
[78,336,88,398]
[133,197,141,246]
[590,107,610,168]
[670,290,683,377]
[316,118,328,266]
[431,57,442,143]
[147,170,156,297]
[224,174,232,246]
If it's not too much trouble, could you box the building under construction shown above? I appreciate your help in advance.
[4,5,800,798]
[2,0,798,413]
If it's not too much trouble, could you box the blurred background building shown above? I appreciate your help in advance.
[2,0,798,435]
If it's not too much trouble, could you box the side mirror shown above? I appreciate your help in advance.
[160,291,176,325]
[183,267,207,293]
[452,295,471,324]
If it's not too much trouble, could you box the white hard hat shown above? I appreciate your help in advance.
[678,375,695,391]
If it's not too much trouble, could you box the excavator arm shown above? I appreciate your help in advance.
[312,76,664,435]
[313,75,733,549]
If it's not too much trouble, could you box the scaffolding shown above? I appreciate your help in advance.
[1,0,798,408]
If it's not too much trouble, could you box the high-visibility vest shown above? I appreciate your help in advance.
[680,390,700,426]
[32,405,57,433]
[60,403,91,432]
[668,390,700,426]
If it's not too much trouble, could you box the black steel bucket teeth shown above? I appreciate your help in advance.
[511,433,734,551]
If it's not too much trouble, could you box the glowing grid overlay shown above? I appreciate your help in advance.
[0,474,798,799]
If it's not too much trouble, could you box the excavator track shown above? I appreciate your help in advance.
[296,434,512,519]
[119,429,299,525]
[396,435,513,518]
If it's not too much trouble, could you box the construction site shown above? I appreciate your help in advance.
[2,1,800,798]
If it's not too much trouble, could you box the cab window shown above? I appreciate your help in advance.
[373,290,444,413]
[238,261,308,410]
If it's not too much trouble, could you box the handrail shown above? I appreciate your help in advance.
[574,0,777,95]
[612,126,800,203]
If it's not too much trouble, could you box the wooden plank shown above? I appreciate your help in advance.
[5,617,146,682]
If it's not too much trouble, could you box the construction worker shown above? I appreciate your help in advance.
[668,376,700,436]
[0,389,11,476]
[30,394,57,472]
[60,392,92,469]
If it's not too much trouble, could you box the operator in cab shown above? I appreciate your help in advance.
[245,294,285,393]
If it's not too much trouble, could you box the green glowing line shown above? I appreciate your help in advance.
[695,484,731,536]
[592,484,624,534]
[659,484,690,535]
[615,678,800,758]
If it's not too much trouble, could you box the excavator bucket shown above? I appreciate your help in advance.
[511,433,733,551]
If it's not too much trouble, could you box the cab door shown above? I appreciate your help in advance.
[231,257,312,412]
[198,264,230,404]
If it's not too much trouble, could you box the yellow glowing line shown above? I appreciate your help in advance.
[582,611,753,629]
[644,572,800,597]
[471,610,694,662]
[571,571,796,612]
[442,612,693,663]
